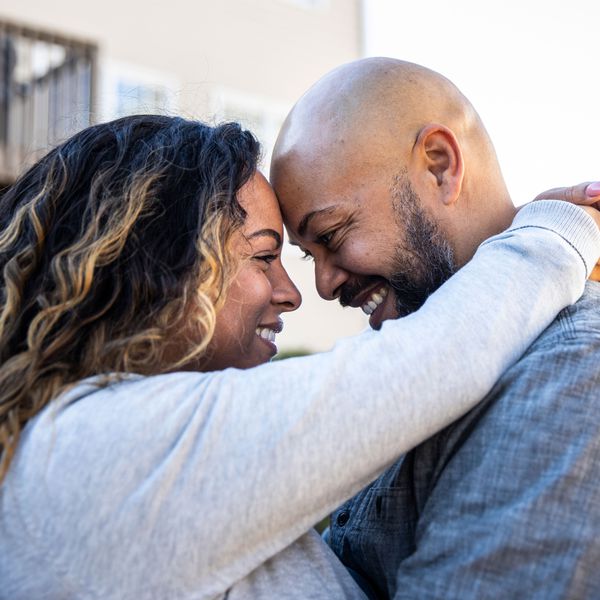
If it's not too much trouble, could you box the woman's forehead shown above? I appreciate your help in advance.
[239,172,284,235]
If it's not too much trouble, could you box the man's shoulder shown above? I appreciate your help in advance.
[566,280,600,323]
[483,280,600,400]
[431,281,600,463]
[392,289,600,600]
[532,280,600,348]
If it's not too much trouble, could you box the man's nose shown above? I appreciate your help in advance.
[314,257,349,301]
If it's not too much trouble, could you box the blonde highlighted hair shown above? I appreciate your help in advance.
[0,115,260,482]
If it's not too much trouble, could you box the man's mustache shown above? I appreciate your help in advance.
[339,276,384,307]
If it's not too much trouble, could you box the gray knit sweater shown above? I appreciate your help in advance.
[1,201,599,599]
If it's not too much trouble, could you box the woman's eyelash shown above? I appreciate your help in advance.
[255,254,277,264]
[301,249,314,261]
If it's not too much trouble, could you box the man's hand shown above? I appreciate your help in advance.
[534,182,600,280]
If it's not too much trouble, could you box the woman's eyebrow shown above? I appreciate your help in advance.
[246,229,282,249]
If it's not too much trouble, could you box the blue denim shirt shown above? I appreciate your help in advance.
[329,282,600,599]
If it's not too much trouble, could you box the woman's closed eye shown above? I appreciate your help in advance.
[254,253,279,265]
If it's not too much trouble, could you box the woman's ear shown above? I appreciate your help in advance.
[411,124,464,206]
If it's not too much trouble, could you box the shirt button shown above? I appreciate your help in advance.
[336,510,350,527]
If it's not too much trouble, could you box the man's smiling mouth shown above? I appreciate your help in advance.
[360,286,388,315]
[339,278,396,328]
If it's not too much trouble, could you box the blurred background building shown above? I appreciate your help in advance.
[1,0,598,352]
[0,0,368,353]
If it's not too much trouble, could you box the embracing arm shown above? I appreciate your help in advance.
[194,201,599,590]
[535,180,600,279]
[17,201,600,596]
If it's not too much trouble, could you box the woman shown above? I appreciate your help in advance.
[0,115,598,599]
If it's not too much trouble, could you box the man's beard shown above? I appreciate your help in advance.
[338,174,456,319]
[389,175,456,317]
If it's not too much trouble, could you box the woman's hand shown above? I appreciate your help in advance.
[534,181,600,208]
[534,182,600,280]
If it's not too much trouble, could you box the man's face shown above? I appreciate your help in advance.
[275,162,455,329]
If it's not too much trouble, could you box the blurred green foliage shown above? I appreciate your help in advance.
[273,348,312,361]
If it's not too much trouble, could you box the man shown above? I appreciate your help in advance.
[270,58,600,598]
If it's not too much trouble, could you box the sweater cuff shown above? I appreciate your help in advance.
[508,200,600,277]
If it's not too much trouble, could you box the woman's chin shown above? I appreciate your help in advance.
[233,343,277,370]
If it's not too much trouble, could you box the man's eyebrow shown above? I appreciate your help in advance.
[246,229,282,249]
[297,206,339,237]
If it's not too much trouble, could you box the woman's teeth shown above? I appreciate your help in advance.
[256,327,277,343]
[361,287,388,315]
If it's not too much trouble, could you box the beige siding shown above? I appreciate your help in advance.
[1,0,361,109]
[0,0,367,351]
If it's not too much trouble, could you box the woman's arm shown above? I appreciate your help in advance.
[533,181,600,280]
[18,200,600,596]
[180,201,599,589]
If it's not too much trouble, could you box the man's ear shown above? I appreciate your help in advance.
[411,124,464,206]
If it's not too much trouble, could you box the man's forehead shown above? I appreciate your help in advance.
[273,126,354,194]
[276,171,340,215]
[273,149,374,237]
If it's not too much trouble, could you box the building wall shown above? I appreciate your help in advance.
[0,0,368,352]
[1,0,361,112]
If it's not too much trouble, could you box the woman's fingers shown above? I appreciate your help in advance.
[587,182,600,201]
[532,183,600,280]
[533,181,600,207]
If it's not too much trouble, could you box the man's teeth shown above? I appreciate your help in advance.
[256,327,277,342]
[361,287,388,315]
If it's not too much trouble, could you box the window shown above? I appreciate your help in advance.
[98,60,179,121]
[210,86,290,170]
[0,20,96,186]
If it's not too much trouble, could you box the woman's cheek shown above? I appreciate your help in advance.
[239,267,273,312]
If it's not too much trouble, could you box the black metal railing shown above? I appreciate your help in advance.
[0,20,97,188]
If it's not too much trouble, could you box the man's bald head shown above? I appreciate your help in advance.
[271,58,516,324]
[272,58,514,266]
[274,58,479,161]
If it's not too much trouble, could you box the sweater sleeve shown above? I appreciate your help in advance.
[14,201,600,597]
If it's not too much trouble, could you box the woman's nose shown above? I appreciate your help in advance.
[273,263,302,312]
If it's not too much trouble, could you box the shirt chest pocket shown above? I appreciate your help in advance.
[359,485,418,533]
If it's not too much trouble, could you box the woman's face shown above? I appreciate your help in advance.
[202,172,302,371]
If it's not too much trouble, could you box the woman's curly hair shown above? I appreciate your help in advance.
[0,114,260,482]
